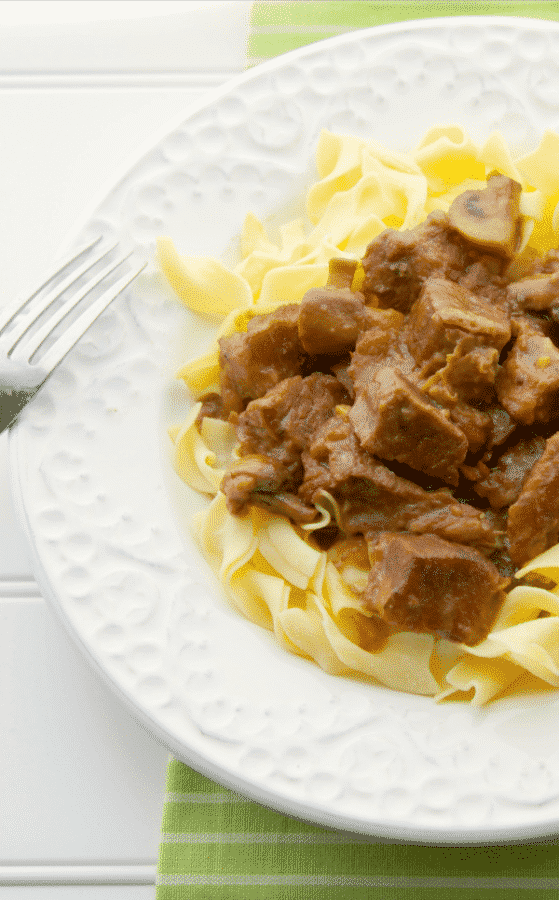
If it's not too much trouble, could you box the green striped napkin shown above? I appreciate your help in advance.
[158,761,559,898]
[157,3,559,897]
[247,0,559,64]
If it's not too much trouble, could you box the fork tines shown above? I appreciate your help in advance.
[2,237,146,374]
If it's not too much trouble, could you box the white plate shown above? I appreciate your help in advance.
[10,16,559,844]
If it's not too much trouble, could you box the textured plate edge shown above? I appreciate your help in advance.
[49,14,559,258]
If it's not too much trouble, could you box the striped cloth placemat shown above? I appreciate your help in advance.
[158,763,559,898]
[157,3,559,897]
[247,0,559,65]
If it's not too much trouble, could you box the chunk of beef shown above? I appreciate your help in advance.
[298,287,373,355]
[299,417,501,553]
[457,259,508,309]
[486,405,517,449]
[196,392,224,424]
[347,309,408,384]
[331,361,354,399]
[508,271,559,312]
[234,376,302,470]
[507,431,559,566]
[459,458,491,484]
[436,341,500,402]
[496,319,559,424]
[282,373,349,448]
[364,532,508,645]
[221,456,316,523]
[448,173,522,258]
[361,212,466,312]
[515,571,559,591]
[510,313,552,337]
[422,378,492,454]
[474,435,546,509]
[525,248,559,277]
[507,248,559,313]
[219,305,305,414]
[490,544,517,579]
[348,366,468,485]
[222,370,345,524]
[460,408,494,458]
[235,373,347,470]
[405,278,510,375]
[361,210,508,314]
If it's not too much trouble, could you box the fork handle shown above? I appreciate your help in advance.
[0,358,47,392]
[0,386,39,434]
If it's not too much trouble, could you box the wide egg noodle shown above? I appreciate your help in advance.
[514,541,559,583]
[437,585,559,703]
[163,127,559,705]
[323,559,369,617]
[194,494,316,657]
[228,563,281,632]
[481,618,559,685]
[230,562,308,658]
[516,131,559,255]
[489,584,559,629]
[176,348,221,398]
[170,403,236,495]
[517,130,559,196]
[234,216,315,299]
[358,156,427,230]
[194,491,260,585]
[258,262,330,308]
[327,558,370,606]
[251,231,344,306]
[413,125,486,194]
[170,403,220,495]
[239,210,279,258]
[307,132,428,255]
[316,561,439,694]
[306,130,368,224]
[193,495,298,651]
[199,416,237,471]
[344,213,386,256]
[257,516,323,592]
[320,619,440,696]
[479,131,525,184]
[278,592,359,677]
[308,162,427,247]
[436,655,527,706]
[156,236,253,317]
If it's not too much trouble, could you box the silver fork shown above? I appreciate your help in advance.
[0,237,146,432]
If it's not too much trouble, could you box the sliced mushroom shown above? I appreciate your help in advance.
[448,173,522,258]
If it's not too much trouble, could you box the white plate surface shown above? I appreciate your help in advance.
[11,17,559,843]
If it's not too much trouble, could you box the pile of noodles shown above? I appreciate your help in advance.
[158,126,559,705]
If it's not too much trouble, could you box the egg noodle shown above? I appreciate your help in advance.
[159,126,559,705]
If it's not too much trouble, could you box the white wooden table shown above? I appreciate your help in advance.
[0,3,250,895]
